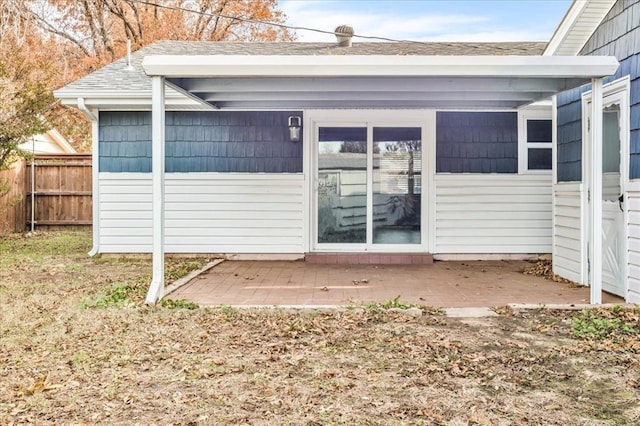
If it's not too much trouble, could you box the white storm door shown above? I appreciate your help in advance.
[601,102,625,297]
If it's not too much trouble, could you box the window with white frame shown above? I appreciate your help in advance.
[519,109,552,173]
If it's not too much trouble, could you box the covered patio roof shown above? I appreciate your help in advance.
[142,54,619,109]
[138,52,620,305]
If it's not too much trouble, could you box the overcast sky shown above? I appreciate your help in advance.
[279,0,573,42]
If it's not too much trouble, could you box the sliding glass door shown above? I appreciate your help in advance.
[315,123,423,250]
[317,127,368,244]
[373,127,422,245]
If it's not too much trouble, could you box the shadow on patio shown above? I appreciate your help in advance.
[167,260,623,308]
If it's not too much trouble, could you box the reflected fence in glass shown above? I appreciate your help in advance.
[602,105,621,202]
[317,127,368,243]
[372,127,422,245]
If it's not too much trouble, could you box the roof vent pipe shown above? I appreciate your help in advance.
[335,25,354,47]
[125,39,134,70]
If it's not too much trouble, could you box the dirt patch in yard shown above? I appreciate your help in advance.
[1,231,640,425]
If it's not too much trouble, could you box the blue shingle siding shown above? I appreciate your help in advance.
[99,111,303,173]
[559,0,640,180]
[99,111,152,172]
[166,111,302,173]
[436,112,518,173]
[631,129,640,177]
[556,86,590,182]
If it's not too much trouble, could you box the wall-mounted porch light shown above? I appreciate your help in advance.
[288,116,302,142]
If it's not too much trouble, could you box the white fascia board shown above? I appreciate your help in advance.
[54,89,152,99]
[544,0,590,56]
[519,99,553,109]
[46,128,76,153]
[55,91,203,108]
[142,54,619,79]
[544,0,616,56]
[165,79,214,109]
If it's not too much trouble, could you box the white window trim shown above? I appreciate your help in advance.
[518,108,553,174]
[305,109,435,254]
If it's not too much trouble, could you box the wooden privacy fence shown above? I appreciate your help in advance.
[0,160,27,234]
[26,154,93,229]
[0,154,93,234]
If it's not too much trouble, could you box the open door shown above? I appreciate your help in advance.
[585,83,629,299]
[601,102,625,296]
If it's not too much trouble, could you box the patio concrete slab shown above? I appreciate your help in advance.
[444,307,498,317]
[167,260,624,308]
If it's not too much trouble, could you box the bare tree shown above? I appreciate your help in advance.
[0,0,30,44]
[27,0,293,72]
[15,0,294,149]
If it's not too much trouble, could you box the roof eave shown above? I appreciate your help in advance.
[543,0,617,56]
[54,89,206,109]
[141,54,619,78]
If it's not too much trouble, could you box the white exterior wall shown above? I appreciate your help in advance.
[17,131,76,154]
[100,172,553,256]
[100,174,152,252]
[626,181,640,302]
[434,174,552,254]
[99,173,304,253]
[552,182,585,284]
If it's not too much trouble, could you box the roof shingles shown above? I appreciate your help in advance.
[55,40,547,97]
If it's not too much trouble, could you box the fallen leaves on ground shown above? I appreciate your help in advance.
[523,260,581,286]
[1,231,640,424]
[17,375,60,396]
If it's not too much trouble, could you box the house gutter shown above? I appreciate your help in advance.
[54,89,206,110]
[77,98,100,257]
[142,54,619,79]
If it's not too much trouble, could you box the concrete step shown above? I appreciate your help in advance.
[305,252,433,265]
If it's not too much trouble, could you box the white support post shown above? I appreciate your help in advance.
[89,115,100,256]
[590,78,603,304]
[77,98,100,256]
[145,76,166,304]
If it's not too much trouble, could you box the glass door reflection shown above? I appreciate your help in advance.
[317,127,368,244]
[372,127,421,244]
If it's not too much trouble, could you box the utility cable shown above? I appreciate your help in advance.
[127,0,433,44]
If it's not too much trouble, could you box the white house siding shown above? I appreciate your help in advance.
[99,173,304,253]
[99,174,152,252]
[17,130,76,155]
[17,137,63,154]
[434,174,552,254]
[626,181,640,302]
[552,182,584,284]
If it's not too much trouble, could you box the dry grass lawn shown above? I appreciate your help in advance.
[1,230,640,425]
